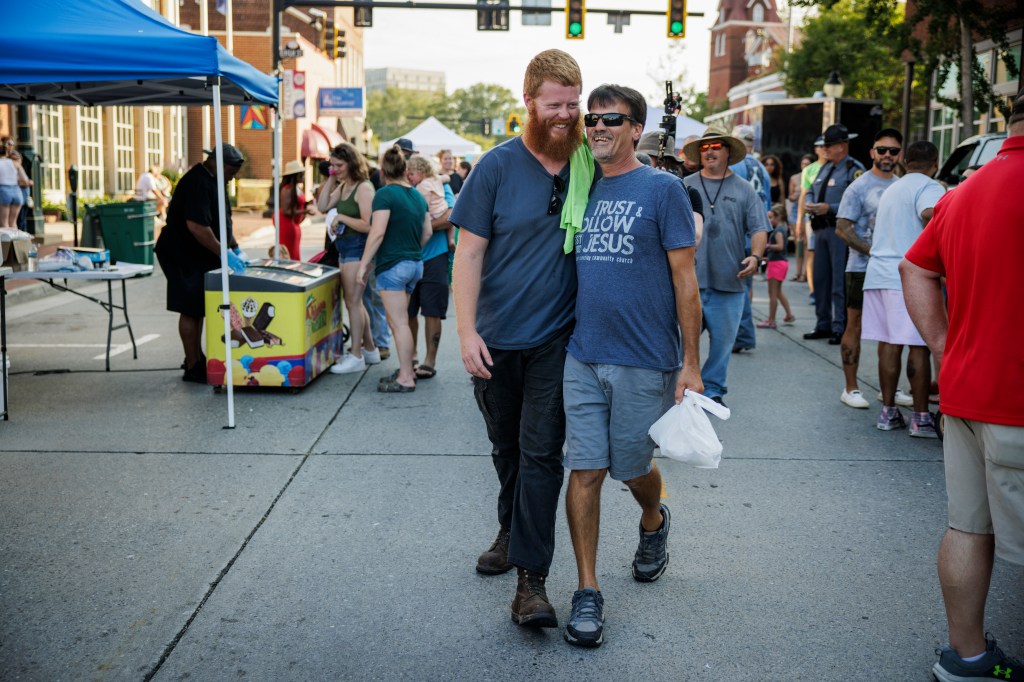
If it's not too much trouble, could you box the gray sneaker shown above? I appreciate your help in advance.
[564,587,604,648]
[933,635,1022,681]
[632,504,670,582]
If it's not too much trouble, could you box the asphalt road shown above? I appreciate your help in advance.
[1,231,1021,681]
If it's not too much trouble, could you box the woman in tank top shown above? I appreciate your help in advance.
[316,142,380,375]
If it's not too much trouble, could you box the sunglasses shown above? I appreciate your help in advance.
[873,146,902,156]
[583,113,638,128]
[699,142,725,152]
[547,174,565,216]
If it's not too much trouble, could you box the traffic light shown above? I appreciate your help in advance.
[506,113,522,135]
[477,0,510,31]
[667,0,686,38]
[332,28,347,59]
[566,0,584,39]
[354,5,373,28]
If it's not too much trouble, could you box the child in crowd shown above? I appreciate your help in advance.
[405,155,455,249]
[757,204,796,329]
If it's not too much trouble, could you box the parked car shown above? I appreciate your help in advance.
[936,132,1007,186]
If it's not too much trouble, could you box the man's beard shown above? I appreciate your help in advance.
[874,158,896,173]
[522,102,583,162]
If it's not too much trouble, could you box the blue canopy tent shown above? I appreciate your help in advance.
[0,0,280,428]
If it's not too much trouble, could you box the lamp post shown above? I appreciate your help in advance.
[823,70,845,98]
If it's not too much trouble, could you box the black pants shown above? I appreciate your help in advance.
[472,325,571,576]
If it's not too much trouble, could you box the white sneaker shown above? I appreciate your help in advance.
[841,389,870,409]
[878,389,914,407]
[330,353,365,374]
[362,348,381,365]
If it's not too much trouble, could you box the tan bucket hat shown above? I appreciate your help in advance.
[681,129,747,165]
[283,159,305,176]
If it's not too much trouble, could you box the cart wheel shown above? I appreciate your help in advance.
[934,410,944,441]
[213,385,224,394]
[341,324,350,345]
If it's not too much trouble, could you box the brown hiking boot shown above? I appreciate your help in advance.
[510,568,558,628]
[476,526,512,575]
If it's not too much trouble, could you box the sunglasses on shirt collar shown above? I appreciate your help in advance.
[547,174,565,216]
[583,113,638,128]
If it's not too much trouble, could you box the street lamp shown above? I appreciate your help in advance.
[823,70,845,98]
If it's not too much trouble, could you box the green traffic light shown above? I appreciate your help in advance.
[569,21,582,36]
[670,20,683,34]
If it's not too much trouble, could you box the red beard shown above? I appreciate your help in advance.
[522,102,583,162]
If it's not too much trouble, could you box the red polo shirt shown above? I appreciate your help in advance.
[904,135,1024,426]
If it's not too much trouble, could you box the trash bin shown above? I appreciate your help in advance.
[203,259,344,388]
[82,201,157,264]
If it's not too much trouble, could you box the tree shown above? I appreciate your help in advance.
[366,87,446,146]
[791,0,1020,142]
[366,83,521,151]
[780,0,909,126]
[441,83,521,137]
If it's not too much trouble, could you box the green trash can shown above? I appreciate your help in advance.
[82,201,158,264]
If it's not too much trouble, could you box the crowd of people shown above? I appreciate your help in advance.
[147,49,1022,676]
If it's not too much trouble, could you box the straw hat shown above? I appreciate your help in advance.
[283,159,304,176]
[681,129,747,165]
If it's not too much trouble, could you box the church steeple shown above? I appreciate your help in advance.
[708,0,786,108]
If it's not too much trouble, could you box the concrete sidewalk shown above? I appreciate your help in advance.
[1,259,1020,681]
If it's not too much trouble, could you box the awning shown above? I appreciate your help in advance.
[301,123,344,159]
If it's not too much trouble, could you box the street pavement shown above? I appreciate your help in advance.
[1,220,1021,681]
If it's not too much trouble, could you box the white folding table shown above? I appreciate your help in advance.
[5,263,154,373]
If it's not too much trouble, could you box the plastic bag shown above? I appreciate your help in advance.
[648,389,731,468]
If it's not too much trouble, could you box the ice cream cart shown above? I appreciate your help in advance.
[204,259,343,388]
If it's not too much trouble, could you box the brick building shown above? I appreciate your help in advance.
[707,0,789,109]
[0,0,366,206]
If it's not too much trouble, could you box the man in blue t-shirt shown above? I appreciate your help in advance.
[450,50,589,630]
[560,85,702,648]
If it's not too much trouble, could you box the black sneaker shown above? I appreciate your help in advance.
[632,504,670,582]
[933,635,1022,681]
[564,587,604,648]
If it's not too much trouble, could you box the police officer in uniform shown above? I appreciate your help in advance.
[803,124,865,344]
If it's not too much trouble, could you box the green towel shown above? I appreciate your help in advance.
[559,139,594,254]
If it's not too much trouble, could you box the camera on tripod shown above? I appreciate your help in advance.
[656,80,682,169]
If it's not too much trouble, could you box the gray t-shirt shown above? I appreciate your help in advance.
[683,173,769,292]
[449,137,578,349]
[568,165,696,372]
[836,170,898,273]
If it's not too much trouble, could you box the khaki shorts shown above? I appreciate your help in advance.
[943,416,1024,565]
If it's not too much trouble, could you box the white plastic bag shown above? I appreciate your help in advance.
[648,389,731,468]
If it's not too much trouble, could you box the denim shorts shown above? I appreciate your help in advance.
[563,352,678,482]
[376,259,423,293]
[336,235,367,264]
[0,184,24,206]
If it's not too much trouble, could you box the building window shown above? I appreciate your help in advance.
[168,106,186,174]
[752,4,764,23]
[34,105,65,199]
[715,33,727,57]
[78,108,104,197]
[144,107,163,170]
[113,106,135,195]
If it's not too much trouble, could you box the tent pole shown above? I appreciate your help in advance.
[213,83,236,429]
[273,104,281,257]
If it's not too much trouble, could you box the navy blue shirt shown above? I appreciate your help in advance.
[569,165,696,371]
[450,138,578,350]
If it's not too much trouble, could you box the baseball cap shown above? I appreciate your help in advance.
[732,124,755,146]
[204,143,245,166]
[395,138,417,154]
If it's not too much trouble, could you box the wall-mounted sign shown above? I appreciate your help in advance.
[281,39,303,59]
[317,88,364,118]
[282,70,306,120]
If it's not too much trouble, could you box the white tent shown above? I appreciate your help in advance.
[378,116,482,159]
[643,107,707,155]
